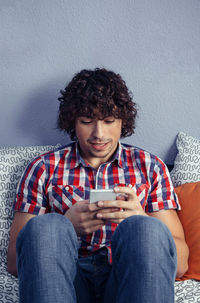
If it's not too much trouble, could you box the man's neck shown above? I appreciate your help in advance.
[77,142,120,170]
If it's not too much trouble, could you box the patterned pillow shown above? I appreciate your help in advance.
[0,144,60,302]
[0,144,61,261]
[175,280,200,302]
[170,132,200,187]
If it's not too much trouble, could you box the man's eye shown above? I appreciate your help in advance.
[104,119,115,124]
[81,120,92,124]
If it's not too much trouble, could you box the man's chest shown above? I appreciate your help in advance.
[46,164,150,213]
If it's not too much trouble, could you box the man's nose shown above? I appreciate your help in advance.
[92,121,104,138]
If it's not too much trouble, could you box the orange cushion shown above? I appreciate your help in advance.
[175,182,200,280]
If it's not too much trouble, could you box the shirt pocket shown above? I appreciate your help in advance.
[49,185,85,214]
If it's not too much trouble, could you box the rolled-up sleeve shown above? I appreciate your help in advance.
[14,157,48,215]
[146,159,180,213]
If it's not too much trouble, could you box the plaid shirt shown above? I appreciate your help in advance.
[14,142,180,262]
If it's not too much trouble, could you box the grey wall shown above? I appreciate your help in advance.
[1,0,200,164]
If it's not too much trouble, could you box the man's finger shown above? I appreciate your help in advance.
[97,200,136,210]
[76,200,100,212]
[114,185,137,200]
[96,210,127,220]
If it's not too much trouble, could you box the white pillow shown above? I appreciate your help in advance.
[170,132,200,187]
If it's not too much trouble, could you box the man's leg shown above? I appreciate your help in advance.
[16,213,79,303]
[104,215,177,303]
[74,248,112,303]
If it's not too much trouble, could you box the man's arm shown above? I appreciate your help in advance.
[148,209,189,278]
[7,212,36,277]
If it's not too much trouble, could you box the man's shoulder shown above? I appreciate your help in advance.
[120,143,165,167]
[121,143,153,157]
[41,142,74,159]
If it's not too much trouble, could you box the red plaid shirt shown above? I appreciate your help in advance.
[14,142,180,262]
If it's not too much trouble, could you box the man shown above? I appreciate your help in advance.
[7,68,189,303]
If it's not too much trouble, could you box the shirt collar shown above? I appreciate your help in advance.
[109,141,125,168]
[67,141,125,169]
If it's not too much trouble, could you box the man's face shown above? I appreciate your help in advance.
[75,116,122,168]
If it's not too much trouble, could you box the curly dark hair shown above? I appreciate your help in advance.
[57,68,137,140]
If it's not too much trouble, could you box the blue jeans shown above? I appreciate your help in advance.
[16,213,177,303]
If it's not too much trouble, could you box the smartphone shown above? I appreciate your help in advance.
[89,189,118,203]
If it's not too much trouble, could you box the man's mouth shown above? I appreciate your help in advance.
[89,141,110,151]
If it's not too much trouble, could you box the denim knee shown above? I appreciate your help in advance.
[16,213,79,259]
[111,215,177,263]
[113,215,173,241]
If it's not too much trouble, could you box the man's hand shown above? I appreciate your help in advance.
[96,186,148,223]
[65,200,118,236]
